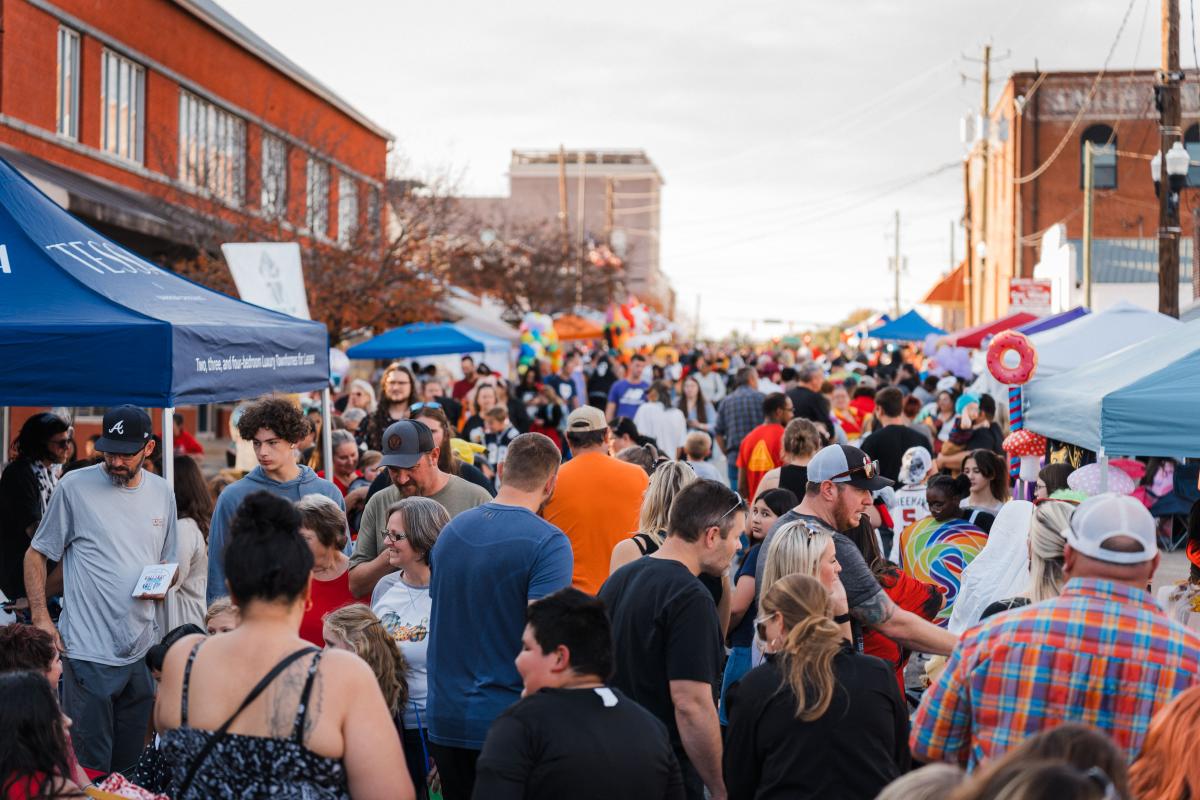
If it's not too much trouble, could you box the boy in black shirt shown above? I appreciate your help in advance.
[474,588,684,800]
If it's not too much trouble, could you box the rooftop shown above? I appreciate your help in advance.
[1069,237,1195,283]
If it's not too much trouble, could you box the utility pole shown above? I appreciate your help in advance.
[891,209,902,316]
[557,145,569,270]
[575,151,586,308]
[693,294,701,342]
[604,177,614,242]
[979,44,991,325]
[1159,0,1182,317]
[950,220,956,269]
[1083,141,1095,308]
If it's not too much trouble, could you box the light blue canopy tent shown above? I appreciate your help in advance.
[1024,318,1200,458]
[346,322,488,359]
[867,309,945,341]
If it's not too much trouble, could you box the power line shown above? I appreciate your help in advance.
[1012,0,1141,185]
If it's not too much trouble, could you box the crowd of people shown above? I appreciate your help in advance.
[2,342,1200,800]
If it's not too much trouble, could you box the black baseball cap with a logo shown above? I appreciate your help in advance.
[379,420,436,469]
[95,405,153,454]
[807,444,893,491]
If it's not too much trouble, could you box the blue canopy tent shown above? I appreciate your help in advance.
[1025,319,1200,459]
[0,156,329,480]
[346,322,488,360]
[1015,306,1089,336]
[867,309,945,341]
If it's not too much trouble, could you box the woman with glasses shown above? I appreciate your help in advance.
[0,412,71,607]
[723,574,909,800]
[371,498,450,800]
[296,495,355,647]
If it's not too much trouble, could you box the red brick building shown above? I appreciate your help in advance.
[947,70,1198,324]
[0,0,392,444]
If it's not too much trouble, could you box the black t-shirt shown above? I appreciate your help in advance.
[0,459,44,599]
[723,648,910,800]
[728,544,761,648]
[778,465,808,501]
[786,387,831,432]
[597,557,723,753]
[861,424,932,483]
[965,422,1005,455]
[474,686,685,800]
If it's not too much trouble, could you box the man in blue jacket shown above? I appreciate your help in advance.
[207,396,343,602]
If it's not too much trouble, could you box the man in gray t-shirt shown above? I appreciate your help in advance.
[25,406,177,774]
[757,444,957,657]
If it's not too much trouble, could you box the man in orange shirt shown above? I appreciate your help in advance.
[737,392,793,500]
[543,406,649,594]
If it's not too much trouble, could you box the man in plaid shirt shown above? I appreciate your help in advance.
[714,367,764,489]
[912,494,1200,768]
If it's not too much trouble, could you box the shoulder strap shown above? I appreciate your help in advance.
[176,646,318,799]
[180,640,204,728]
[632,533,651,555]
[291,650,324,743]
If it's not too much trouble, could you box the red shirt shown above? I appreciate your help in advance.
[736,423,784,499]
[174,428,205,455]
[298,570,355,646]
[452,378,476,401]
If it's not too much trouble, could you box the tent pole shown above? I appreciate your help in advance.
[1,407,8,468]
[163,407,175,488]
[1098,448,1108,494]
[321,388,333,481]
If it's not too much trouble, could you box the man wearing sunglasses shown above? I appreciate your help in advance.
[757,444,958,658]
[600,479,747,800]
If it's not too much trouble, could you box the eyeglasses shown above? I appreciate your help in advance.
[383,530,408,544]
[828,456,880,482]
[719,491,744,520]
[410,402,442,411]
[753,612,777,641]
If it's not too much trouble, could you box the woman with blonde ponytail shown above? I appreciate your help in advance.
[723,574,910,800]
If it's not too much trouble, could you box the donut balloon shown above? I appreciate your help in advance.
[986,330,1037,386]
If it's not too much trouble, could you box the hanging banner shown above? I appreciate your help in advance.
[222,242,311,319]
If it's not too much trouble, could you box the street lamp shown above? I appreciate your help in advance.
[1150,141,1190,216]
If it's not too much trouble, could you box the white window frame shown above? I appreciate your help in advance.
[337,174,358,244]
[177,90,246,206]
[260,133,287,218]
[305,157,330,236]
[100,49,145,163]
[56,27,80,139]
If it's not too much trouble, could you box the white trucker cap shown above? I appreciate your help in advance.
[1064,492,1158,565]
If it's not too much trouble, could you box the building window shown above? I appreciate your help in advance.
[178,91,246,206]
[337,174,358,244]
[1080,124,1116,189]
[365,186,380,239]
[1185,124,1200,187]
[100,49,145,163]
[260,133,287,218]
[305,157,330,235]
[56,27,80,139]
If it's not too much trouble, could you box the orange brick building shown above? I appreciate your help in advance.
[0,0,392,444]
[948,70,1199,324]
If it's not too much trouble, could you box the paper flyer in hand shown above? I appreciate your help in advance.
[132,563,178,599]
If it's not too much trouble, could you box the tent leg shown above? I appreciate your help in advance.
[163,407,175,488]
[1,407,8,468]
[1098,449,1108,494]
[321,388,333,481]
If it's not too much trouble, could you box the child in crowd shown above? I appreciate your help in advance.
[683,431,724,482]
[483,406,519,482]
[203,597,239,636]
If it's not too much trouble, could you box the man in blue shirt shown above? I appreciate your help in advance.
[605,353,650,421]
[426,432,573,800]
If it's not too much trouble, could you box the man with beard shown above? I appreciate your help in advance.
[349,419,491,597]
[757,444,957,657]
[23,405,178,774]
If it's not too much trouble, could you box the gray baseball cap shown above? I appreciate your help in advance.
[807,444,893,491]
[379,419,436,469]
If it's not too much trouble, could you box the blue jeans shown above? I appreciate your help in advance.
[727,461,739,491]
[718,645,753,725]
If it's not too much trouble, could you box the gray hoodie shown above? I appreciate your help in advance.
[206,465,344,603]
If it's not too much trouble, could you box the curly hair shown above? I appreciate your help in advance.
[322,605,409,717]
[236,396,309,444]
[0,625,57,674]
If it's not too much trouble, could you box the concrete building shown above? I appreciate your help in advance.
[465,148,673,314]
[952,69,1200,323]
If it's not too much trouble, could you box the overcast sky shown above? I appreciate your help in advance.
[224,0,1169,337]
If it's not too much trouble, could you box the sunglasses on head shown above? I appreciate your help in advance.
[828,455,879,482]
[753,611,777,642]
[1034,497,1080,507]
[719,491,745,521]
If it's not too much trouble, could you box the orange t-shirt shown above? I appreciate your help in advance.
[542,450,649,594]
[737,423,784,500]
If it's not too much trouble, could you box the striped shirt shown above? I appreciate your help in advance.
[911,577,1200,768]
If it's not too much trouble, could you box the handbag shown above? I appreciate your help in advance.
[175,647,318,799]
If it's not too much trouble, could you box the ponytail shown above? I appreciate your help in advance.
[761,574,843,721]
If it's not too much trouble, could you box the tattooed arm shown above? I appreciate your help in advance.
[851,589,958,656]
